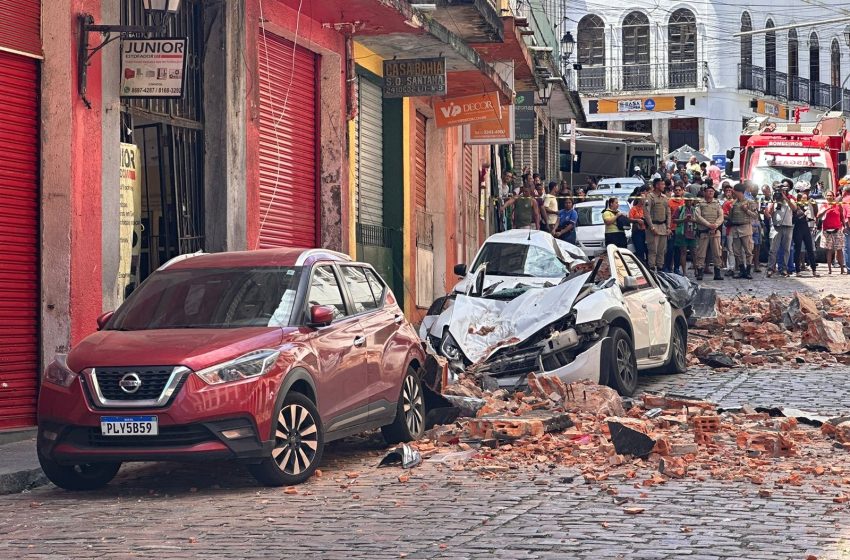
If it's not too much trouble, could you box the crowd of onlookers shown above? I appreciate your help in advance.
[497,154,850,282]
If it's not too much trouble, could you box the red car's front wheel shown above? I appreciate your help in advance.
[248,391,324,486]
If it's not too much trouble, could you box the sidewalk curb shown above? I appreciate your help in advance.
[0,467,48,495]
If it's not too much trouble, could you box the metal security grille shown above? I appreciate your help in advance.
[121,0,204,122]
[356,76,384,227]
[357,223,392,248]
[121,0,205,274]
[0,51,39,429]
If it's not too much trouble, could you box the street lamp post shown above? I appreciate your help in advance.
[77,0,182,108]
[560,31,575,83]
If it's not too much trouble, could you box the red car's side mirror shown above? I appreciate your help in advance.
[308,305,334,327]
[96,311,114,330]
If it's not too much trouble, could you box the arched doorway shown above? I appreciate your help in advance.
[622,11,650,89]
[668,8,697,87]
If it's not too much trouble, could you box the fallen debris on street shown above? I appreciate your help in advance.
[411,375,850,493]
[689,292,850,368]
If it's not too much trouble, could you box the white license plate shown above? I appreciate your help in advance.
[100,416,158,436]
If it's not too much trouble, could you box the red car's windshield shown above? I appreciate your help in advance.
[107,266,304,330]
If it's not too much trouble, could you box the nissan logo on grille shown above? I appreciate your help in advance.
[118,373,142,394]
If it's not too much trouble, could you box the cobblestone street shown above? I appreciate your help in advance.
[2,362,849,560]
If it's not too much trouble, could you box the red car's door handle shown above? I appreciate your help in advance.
[394,314,404,325]
[353,336,366,347]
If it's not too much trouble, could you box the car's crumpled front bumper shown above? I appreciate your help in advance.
[479,337,610,390]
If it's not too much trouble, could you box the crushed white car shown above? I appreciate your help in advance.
[421,245,689,397]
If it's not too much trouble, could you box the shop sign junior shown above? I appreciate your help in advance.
[121,38,188,98]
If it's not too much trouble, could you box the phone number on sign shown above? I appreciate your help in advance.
[128,87,182,94]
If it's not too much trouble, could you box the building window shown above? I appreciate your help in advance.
[740,12,753,91]
[576,14,605,92]
[832,39,841,87]
[577,15,604,66]
[765,19,776,95]
[667,8,697,88]
[789,29,799,100]
[622,11,650,90]
[740,12,752,66]
[832,39,841,107]
[810,32,821,106]
[810,32,820,82]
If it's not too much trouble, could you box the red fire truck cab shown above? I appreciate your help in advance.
[728,112,850,194]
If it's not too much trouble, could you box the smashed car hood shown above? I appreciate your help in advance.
[448,272,590,364]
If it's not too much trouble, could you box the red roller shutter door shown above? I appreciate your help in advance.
[258,32,318,248]
[0,0,41,56]
[0,51,39,429]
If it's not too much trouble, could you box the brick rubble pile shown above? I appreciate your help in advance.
[689,292,850,368]
[414,376,850,500]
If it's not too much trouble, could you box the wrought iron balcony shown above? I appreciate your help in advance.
[567,61,708,94]
[738,63,850,111]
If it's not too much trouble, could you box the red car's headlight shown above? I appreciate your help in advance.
[43,354,78,388]
[195,349,281,385]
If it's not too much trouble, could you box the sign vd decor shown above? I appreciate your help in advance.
[434,92,502,128]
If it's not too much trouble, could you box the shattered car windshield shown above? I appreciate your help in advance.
[470,243,568,278]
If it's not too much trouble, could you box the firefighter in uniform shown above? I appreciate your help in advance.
[728,183,759,279]
[644,177,671,271]
[693,183,724,281]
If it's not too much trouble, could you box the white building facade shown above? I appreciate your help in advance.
[551,1,850,159]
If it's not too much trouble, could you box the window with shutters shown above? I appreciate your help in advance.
[740,12,753,66]
[740,12,754,91]
[577,15,604,66]
[832,39,841,87]
[622,12,650,89]
[810,32,820,84]
[788,29,800,100]
[765,20,776,95]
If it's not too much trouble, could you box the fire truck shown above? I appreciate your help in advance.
[727,111,850,194]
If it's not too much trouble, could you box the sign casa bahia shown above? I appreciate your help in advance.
[383,57,447,98]
[121,38,188,98]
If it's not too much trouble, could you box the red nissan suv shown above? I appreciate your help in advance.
[37,249,426,489]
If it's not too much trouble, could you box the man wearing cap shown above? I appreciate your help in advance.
[633,165,644,180]
[729,183,759,279]
[694,183,724,281]
[644,177,671,272]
